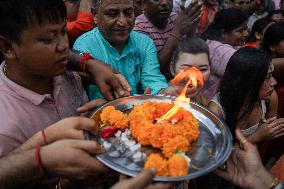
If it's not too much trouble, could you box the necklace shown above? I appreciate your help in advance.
[3,63,7,76]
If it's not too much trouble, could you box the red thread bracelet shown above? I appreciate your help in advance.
[35,145,45,177]
[80,53,94,73]
[41,129,48,145]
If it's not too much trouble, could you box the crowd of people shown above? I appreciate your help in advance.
[0,0,283,188]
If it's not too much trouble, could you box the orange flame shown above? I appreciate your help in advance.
[157,67,204,123]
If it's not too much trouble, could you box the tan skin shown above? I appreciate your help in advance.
[143,0,202,77]
[64,0,81,21]
[208,65,284,144]
[172,52,210,104]
[0,20,69,95]
[94,0,135,52]
[215,129,275,189]
[220,23,249,47]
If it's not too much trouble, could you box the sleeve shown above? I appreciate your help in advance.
[133,17,148,34]
[140,35,168,94]
[212,46,236,78]
[0,134,21,158]
[67,11,94,43]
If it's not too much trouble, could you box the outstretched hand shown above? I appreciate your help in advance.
[86,59,131,100]
[215,129,274,189]
[41,139,109,180]
[173,0,202,37]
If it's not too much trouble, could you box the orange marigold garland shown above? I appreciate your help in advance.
[100,102,199,177]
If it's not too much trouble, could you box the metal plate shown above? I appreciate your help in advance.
[89,95,232,181]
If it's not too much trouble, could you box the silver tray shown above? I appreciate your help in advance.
[89,95,232,182]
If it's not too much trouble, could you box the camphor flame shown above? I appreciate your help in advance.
[157,67,204,123]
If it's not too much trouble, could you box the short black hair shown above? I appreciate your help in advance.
[0,0,67,44]
[262,22,284,55]
[201,8,247,41]
[246,17,272,43]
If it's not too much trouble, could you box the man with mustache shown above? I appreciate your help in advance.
[134,0,202,80]
[73,0,168,100]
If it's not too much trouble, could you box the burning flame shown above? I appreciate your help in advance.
[157,67,204,123]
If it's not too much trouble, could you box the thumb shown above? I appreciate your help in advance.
[125,169,156,189]
[235,129,253,151]
[76,99,107,113]
[115,74,132,92]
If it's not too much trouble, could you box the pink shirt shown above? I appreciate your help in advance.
[203,40,236,101]
[0,63,88,157]
[134,13,178,53]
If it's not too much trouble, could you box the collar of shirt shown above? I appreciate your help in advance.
[0,62,62,106]
[96,28,136,60]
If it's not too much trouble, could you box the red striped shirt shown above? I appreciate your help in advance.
[134,13,178,53]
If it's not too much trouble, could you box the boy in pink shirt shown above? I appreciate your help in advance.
[0,0,89,157]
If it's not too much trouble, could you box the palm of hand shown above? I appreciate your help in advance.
[226,147,262,188]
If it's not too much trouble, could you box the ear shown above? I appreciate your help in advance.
[0,36,17,60]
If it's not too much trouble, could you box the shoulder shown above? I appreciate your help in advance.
[73,28,98,49]
[135,14,149,23]
[208,95,225,119]
[207,40,236,63]
[207,40,236,53]
[130,31,155,46]
[134,14,153,34]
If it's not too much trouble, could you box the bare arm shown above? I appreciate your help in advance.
[67,50,131,100]
[0,139,107,188]
[0,149,40,188]
[158,1,202,78]
[78,0,93,12]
